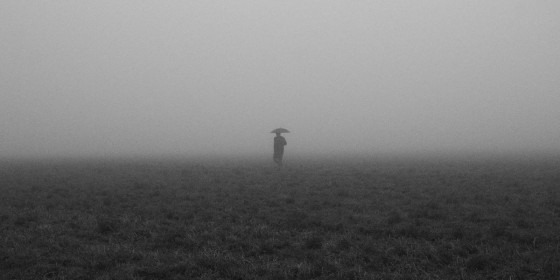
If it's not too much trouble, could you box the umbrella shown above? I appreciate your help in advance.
[271,128,290,134]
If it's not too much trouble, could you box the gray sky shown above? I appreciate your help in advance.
[1,1,559,158]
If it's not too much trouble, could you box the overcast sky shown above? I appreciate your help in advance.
[1,1,559,158]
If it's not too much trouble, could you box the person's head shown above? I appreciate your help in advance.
[275,132,281,137]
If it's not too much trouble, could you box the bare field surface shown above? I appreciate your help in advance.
[1,157,559,279]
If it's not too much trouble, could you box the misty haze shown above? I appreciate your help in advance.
[1,1,560,279]
[2,1,559,158]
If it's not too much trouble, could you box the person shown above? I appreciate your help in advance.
[273,132,287,167]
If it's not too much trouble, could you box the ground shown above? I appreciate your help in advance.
[1,156,559,279]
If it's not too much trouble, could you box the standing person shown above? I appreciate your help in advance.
[271,129,289,167]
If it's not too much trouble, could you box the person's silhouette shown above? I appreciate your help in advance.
[273,132,287,167]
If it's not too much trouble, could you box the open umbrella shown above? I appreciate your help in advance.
[271,128,290,134]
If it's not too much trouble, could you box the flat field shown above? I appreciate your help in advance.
[1,156,559,279]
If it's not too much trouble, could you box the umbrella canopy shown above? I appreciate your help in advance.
[271,128,290,134]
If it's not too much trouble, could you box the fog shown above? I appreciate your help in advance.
[2,1,559,159]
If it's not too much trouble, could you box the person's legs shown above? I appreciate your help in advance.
[273,153,283,167]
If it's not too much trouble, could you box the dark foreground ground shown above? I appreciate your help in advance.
[1,156,559,279]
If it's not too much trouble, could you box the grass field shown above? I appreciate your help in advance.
[1,156,559,279]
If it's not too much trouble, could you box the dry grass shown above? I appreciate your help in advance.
[0,157,559,279]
